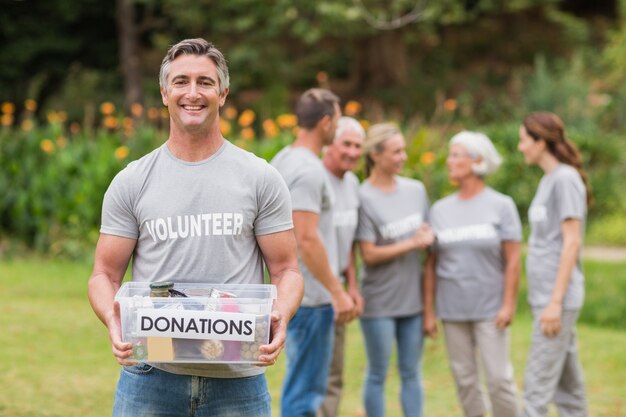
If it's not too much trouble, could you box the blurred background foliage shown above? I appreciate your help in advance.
[1,0,626,258]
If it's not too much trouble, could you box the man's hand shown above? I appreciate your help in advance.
[348,286,364,318]
[107,301,135,365]
[258,310,287,366]
[332,289,356,324]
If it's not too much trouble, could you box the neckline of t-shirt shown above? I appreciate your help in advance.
[162,140,229,166]
[364,176,402,195]
[454,186,490,203]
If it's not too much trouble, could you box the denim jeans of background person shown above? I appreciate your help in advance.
[360,315,425,417]
[272,89,357,417]
[87,38,303,417]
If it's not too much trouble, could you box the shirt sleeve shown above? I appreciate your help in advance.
[499,196,523,242]
[555,171,586,222]
[254,164,294,236]
[356,203,377,243]
[100,169,140,239]
[289,166,325,214]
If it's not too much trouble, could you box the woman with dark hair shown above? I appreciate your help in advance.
[518,112,590,417]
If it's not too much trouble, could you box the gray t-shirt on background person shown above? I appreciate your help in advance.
[356,176,430,318]
[527,163,586,310]
[101,140,293,378]
[429,187,522,321]
[271,146,339,307]
[325,170,360,282]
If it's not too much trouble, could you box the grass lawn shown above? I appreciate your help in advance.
[0,258,624,417]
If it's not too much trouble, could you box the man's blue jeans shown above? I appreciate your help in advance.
[360,314,425,417]
[112,363,270,417]
[281,305,335,417]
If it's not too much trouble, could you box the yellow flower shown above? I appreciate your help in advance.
[56,136,67,149]
[344,100,362,116]
[21,119,34,132]
[130,102,144,118]
[24,99,37,112]
[443,99,458,112]
[1,102,15,114]
[40,139,55,154]
[359,119,370,131]
[277,113,297,129]
[1,114,14,126]
[57,111,68,123]
[238,109,256,127]
[100,102,116,115]
[115,145,130,160]
[47,112,59,124]
[147,107,160,120]
[223,106,238,120]
[262,119,278,138]
[241,127,255,141]
[103,116,118,129]
[420,151,436,166]
[219,119,232,136]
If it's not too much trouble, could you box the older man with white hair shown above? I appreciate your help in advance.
[318,116,365,417]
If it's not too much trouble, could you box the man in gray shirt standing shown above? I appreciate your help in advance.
[272,89,356,417]
[88,38,303,417]
[318,116,365,417]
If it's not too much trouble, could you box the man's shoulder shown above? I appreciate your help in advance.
[224,140,271,171]
[110,145,164,186]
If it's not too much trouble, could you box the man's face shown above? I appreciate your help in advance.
[160,54,228,134]
[326,129,364,175]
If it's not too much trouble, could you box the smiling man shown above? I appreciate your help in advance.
[88,38,303,417]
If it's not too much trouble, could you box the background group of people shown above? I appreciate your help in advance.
[89,38,590,417]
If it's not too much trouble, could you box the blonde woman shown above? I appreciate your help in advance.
[356,123,434,417]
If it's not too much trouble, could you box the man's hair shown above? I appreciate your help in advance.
[296,88,340,129]
[335,116,365,141]
[159,38,229,95]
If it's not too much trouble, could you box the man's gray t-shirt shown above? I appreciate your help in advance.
[527,164,586,310]
[356,176,429,318]
[271,146,338,307]
[430,187,522,321]
[325,169,360,282]
[101,140,293,378]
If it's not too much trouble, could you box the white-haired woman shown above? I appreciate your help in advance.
[423,131,522,417]
[356,123,434,417]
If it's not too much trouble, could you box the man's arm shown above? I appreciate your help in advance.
[88,234,137,365]
[292,210,355,323]
[256,229,303,365]
[345,244,364,317]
